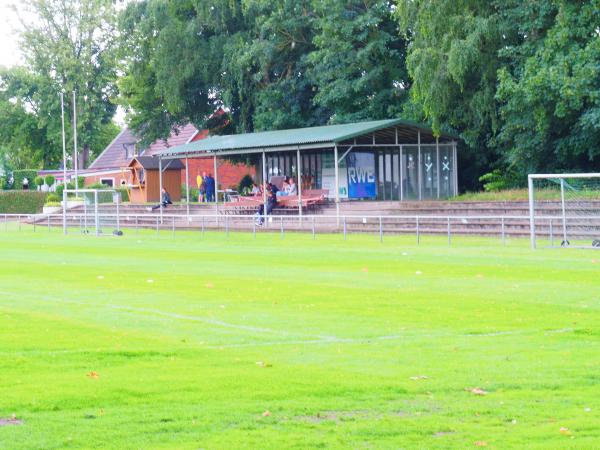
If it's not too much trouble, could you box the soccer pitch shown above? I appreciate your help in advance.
[0,229,598,449]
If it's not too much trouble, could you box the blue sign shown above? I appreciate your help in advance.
[346,152,376,199]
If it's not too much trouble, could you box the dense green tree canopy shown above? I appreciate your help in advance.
[1,0,599,188]
[118,0,409,138]
[0,0,120,169]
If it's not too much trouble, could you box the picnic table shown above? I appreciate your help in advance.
[220,189,329,215]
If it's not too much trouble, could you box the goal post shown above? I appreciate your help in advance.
[528,173,600,249]
[62,188,122,236]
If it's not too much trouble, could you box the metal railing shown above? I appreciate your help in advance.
[2,212,600,247]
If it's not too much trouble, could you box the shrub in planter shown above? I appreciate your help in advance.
[45,175,55,187]
[55,182,75,198]
[34,176,45,188]
[46,193,60,203]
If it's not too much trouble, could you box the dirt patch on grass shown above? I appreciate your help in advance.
[296,410,377,423]
[0,417,23,426]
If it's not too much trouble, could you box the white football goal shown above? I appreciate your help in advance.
[528,173,600,249]
[62,188,122,236]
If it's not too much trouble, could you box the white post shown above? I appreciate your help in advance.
[453,142,458,196]
[528,175,535,249]
[436,137,440,199]
[60,92,67,188]
[213,155,218,224]
[334,144,340,225]
[262,151,267,224]
[158,156,163,224]
[417,130,422,200]
[297,147,302,219]
[399,145,403,201]
[62,188,67,235]
[94,190,99,236]
[72,91,78,196]
[185,155,190,220]
[560,178,568,244]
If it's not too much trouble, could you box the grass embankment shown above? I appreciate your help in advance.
[0,230,598,448]
[453,188,600,202]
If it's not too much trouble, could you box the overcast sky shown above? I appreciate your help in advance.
[0,1,24,68]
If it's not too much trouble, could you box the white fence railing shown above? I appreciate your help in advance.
[2,212,600,247]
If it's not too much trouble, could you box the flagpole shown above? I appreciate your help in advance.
[72,90,78,195]
[60,92,67,188]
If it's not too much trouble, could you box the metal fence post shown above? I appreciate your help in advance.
[18,215,21,232]
[201,215,205,237]
[379,216,383,243]
[447,216,451,246]
[550,219,554,247]
[416,216,420,244]
[280,216,284,239]
[135,215,139,234]
[253,219,256,238]
[172,215,175,238]
[156,216,159,236]
[501,216,506,245]
[226,215,229,239]
[343,216,347,240]
[48,215,51,232]
[312,216,316,240]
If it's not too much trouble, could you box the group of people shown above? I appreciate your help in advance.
[149,175,298,223]
[254,176,297,226]
[197,172,216,202]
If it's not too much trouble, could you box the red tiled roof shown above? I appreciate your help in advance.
[89,128,139,170]
[143,123,199,156]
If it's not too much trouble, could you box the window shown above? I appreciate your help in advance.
[123,143,136,159]
[100,178,114,187]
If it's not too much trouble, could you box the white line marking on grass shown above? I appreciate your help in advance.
[0,290,336,341]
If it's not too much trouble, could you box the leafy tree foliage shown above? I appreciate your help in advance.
[496,1,600,175]
[118,0,409,140]
[0,0,120,169]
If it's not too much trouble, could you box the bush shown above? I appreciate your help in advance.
[479,170,519,192]
[0,191,48,213]
[86,182,130,203]
[13,169,38,190]
[77,176,85,188]
[45,175,55,187]
[34,176,45,187]
[46,193,60,203]
[238,174,254,195]
[55,182,75,198]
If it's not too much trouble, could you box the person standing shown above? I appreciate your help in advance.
[198,171,207,202]
[205,172,216,202]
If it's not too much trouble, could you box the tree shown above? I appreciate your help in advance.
[496,1,600,175]
[308,0,410,123]
[3,0,121,168]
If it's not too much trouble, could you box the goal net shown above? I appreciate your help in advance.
[62,188,122,236]
[528,174,600,248]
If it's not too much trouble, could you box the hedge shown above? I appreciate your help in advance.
[0,191,48,214]
[12,169,39,190]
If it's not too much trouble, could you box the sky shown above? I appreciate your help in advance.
[0,1,24,68]
[0,0,126,125]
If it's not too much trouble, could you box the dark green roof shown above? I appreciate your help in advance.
[157,118,455,158]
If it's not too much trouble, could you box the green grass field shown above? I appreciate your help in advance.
[0,228,598,449]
